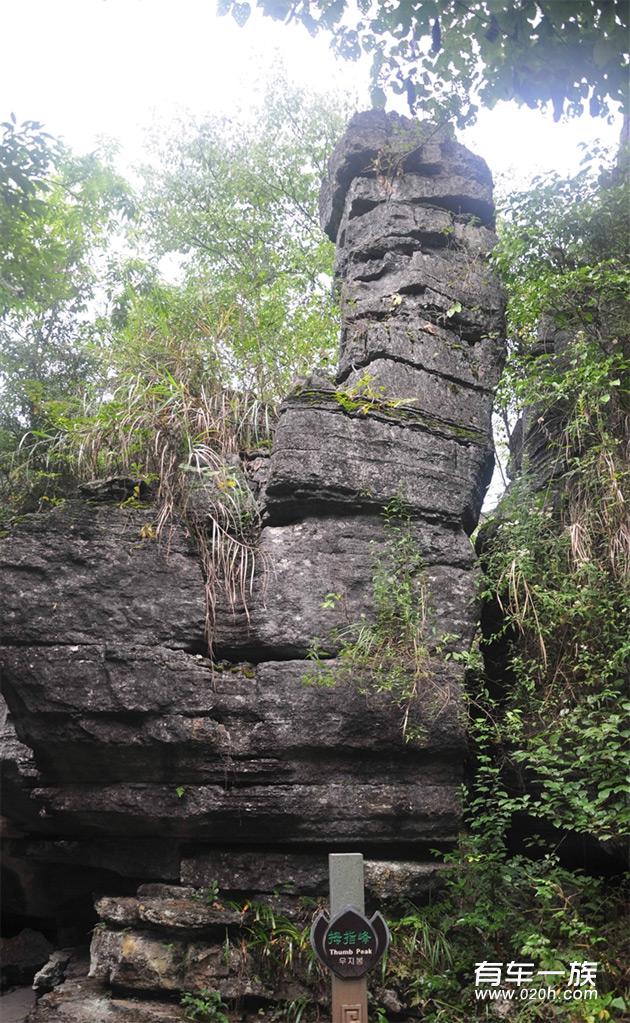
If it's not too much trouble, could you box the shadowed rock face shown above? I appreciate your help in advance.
[1,111,504,1018]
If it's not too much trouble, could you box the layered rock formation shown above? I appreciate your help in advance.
[0,111,504,1020]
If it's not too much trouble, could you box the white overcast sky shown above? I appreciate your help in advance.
[1,0,623,193]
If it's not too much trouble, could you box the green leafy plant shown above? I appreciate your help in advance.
[332,372,417,417]
[377,843,628,1020]
[307,498,432,741]
[0,119,133,523]
[244,901,316,973]
[138,76,345,404]
[181,988,229,1023]
[284,996,312,1023]
[478,475,629,843]
[481,147,630,848]
[233,901,325,1019]
[193,880,221,904]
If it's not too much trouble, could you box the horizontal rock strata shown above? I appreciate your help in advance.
[265,389,492,532]
[1,502,476,657]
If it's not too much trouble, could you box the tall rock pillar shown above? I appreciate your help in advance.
[266,111,505,534]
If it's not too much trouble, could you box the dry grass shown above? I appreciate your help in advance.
[27,370,276,649]
[564,430,630,581]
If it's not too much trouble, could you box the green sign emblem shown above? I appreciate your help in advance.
[310,906,389,979]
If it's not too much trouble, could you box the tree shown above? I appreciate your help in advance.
[1,115,63,314]
[0,118,133,445]
[135,78,347,400]
[0,118,135,522]
[220,1,629,126]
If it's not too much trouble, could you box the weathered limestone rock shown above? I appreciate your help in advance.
[339,358,494,431]
[1,503,475,659]
[240,511,477,653]
[320,112,492,238]
[267,111,504,533]
[89,912,309,1001]
[32,949,73,996]
[181,851,445,905]
[264,390,493,532]
[338,316,503,395]
[27,977,189,1023]
[1,696,42,830]
[32,777,460,844]
[0,502,206,650]
[0,929,53,986]
[2,643,462,761]
[335,200,497,271]
[338,237,503,339]
[94,895,243,935]
[90,929,185,993]
[3,110,505,1021]
[19,838,181,881]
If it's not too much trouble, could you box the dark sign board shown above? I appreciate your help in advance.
[310,906,390,979]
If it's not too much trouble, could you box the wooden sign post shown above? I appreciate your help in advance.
[310,853,390,1023]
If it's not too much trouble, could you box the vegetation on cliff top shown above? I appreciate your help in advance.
[0,86,346,637]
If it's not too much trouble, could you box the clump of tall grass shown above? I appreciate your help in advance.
[19,340,277,647]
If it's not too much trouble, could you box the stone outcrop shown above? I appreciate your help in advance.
[1,111,504,1019]
[0,928,52,987]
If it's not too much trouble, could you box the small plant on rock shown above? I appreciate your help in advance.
[193,879,221,905]
[181,988,229,1023]
[332,371,416,417]
[307,498,433,741]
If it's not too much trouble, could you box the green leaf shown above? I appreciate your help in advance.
[370,85,387,108]
[232,2,251,25]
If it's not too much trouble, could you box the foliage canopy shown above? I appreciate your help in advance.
[137,80,344,401]
[221,0,629,126]
[0,116,133,471]
[478,149,629,858]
